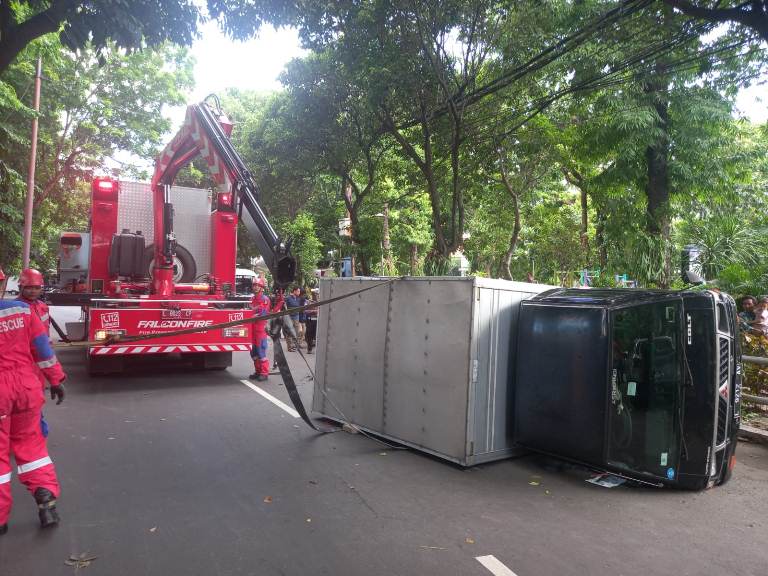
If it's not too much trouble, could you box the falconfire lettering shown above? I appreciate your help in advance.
[136,320,213,329]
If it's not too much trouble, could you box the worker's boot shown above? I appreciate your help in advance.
[249,359,261,380]
[34,487,60,528]
[0,523,7,536]
[257,359,269,381]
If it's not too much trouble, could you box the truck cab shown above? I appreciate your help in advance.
[514,288,740,489]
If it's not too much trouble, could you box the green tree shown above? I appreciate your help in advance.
[282,212,322,287]
[0,0,200,73]
[0,39,193,270]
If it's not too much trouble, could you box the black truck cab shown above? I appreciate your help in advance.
[514,288,740,489]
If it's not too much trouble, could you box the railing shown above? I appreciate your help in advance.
[742,355,768,406]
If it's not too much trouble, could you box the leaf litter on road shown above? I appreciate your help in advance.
[64,553,98,568]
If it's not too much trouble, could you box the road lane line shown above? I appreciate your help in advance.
[240,380,300,418]
[476,555,518,576]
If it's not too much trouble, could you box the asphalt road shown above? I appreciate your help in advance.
[0,306,767,576]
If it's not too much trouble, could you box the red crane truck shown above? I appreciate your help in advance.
[49,97,295,375]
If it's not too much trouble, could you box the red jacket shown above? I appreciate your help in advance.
[17,296,50,332]
[0,300,65,386]
[251,292,272,340]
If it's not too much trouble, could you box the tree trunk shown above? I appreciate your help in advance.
[579,185,589,261]
[501,192,521,280]
[381,203,395,274]
[410,244,418,276]
[595,209,608,270]
[342,180,371,276]
[644,85,672,287]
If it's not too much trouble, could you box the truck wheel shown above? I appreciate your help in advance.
[143,244,197,283]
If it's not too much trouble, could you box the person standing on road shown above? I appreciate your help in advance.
[286,286,304,350]
[16,268,55,438]
[0,284,67,535]
[16,269,50,333]
[16,268,52,373]
[304,289,319,354]
[249,278,272,382]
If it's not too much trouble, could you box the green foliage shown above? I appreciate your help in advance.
[741,332,768,420]
[0,1,200,73]
[0,38,193,271]
[282,213,323,287]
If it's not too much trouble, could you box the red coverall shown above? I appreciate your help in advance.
[0,300,66,527]
[17,295,51,387]
[250,292,272,377]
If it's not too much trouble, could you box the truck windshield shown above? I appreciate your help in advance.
[609,301,682,480]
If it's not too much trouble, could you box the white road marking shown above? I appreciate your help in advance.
[476,555,518,576]
[240,380,300,418]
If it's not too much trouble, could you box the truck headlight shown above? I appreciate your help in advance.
[94,329,126,341]
[222,327,247,338]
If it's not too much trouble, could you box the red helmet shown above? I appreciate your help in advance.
[19,268,44,287]
[254,277,266,290]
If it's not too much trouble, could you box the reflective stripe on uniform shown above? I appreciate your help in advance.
[0,306,30,319]
[17,456,53,475]
[37,357,58,369]
[40,313,50,322]
[0,471,11,484]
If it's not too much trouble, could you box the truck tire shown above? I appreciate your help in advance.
[143,244,197,283]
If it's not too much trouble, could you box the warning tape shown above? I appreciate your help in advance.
[53,277,399,349]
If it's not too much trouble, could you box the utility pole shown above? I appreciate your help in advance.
[22,56,42,269]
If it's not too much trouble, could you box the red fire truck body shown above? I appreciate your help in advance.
[50,98,295,374]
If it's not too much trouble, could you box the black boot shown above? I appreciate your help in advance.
[0,523,7,535]
[248,373,259,380]
[34,487,60,528]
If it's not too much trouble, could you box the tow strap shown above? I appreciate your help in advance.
[52,277,399,432]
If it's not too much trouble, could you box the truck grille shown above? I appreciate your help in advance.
[719,338,729,383]
[716,337,730,445]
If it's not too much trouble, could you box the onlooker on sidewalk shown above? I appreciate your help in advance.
[304,289,319,354]
[749,297,768,336]
[738,295,757,332]
[286,286,304,349]
[270,288,297,354]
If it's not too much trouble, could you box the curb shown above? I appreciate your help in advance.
[738,425,768,445]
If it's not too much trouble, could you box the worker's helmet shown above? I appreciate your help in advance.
[0,267,5,281]
[19,268,44,287]
[254,277,266,290]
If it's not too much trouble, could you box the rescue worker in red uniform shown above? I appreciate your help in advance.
[16,268,50,388]
[0,270,67,535]
[249,278,272,381]
[17,268,50,332]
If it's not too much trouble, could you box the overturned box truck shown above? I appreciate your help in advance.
[313,277,741,489]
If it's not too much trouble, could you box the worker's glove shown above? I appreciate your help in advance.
[50,382,65,405]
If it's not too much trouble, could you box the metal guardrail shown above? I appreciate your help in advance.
[742,356,768,406]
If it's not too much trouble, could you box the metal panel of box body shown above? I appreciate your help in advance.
[117,181,212,275]
[384,278,473,459]
[313,277,551,465]
[314,278,389,430]
[514,302,609,466]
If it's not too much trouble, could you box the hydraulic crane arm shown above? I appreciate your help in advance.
[151,97,295,295]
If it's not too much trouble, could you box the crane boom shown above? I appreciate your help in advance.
[151,97,295,296]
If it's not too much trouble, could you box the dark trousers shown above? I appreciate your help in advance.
[305,319,317,351]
